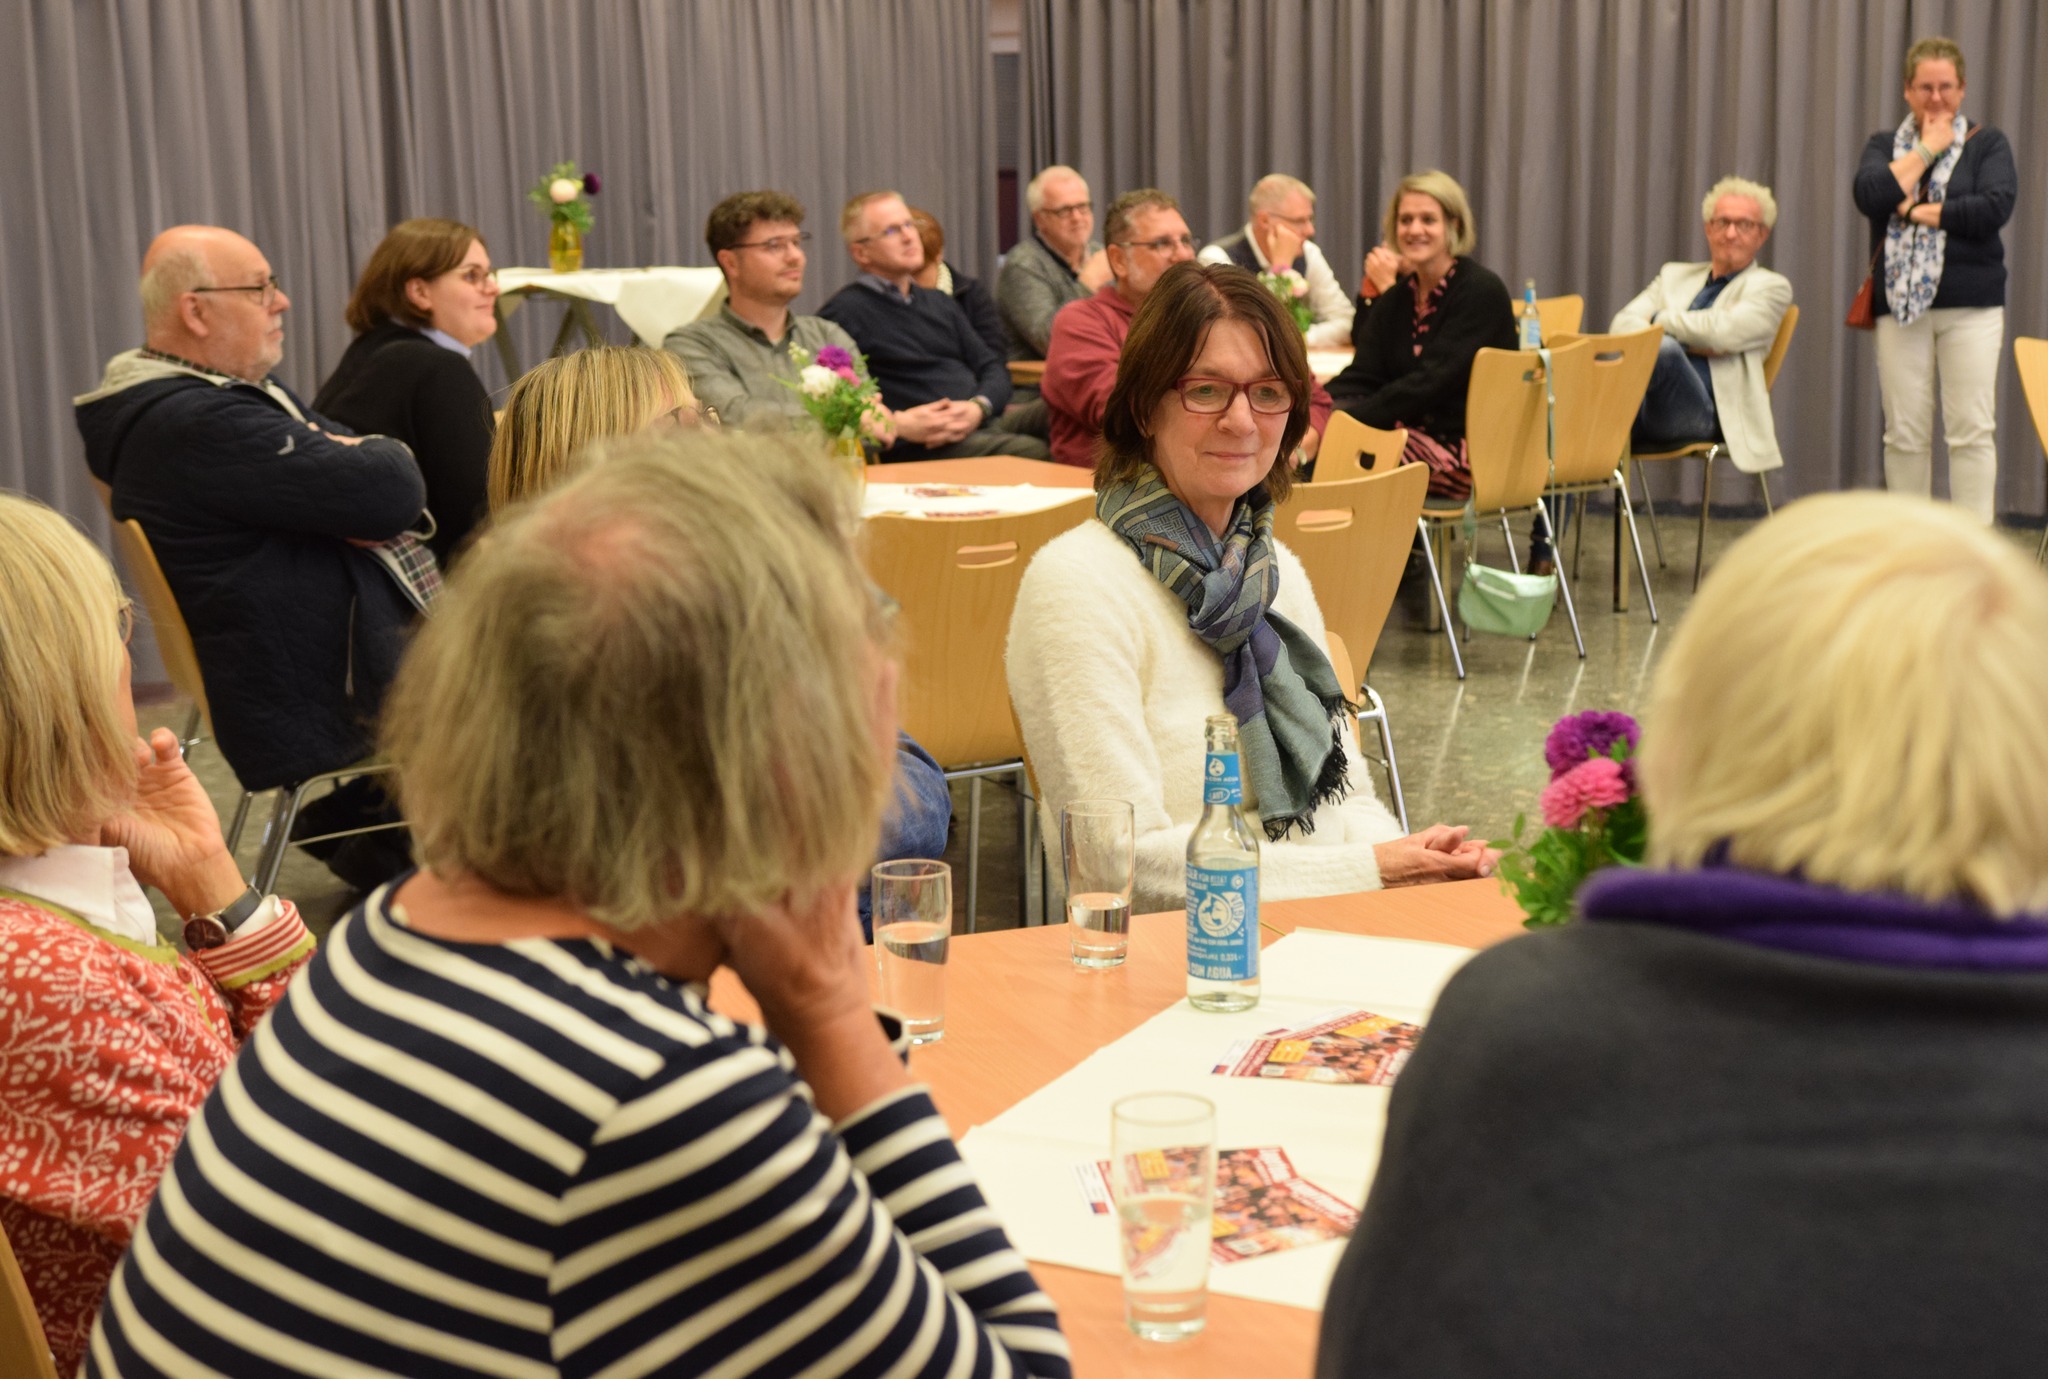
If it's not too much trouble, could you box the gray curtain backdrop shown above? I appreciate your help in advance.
[1023,0,2048,515]
[3,0,995,541]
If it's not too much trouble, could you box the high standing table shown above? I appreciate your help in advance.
[709,879,1527,1378]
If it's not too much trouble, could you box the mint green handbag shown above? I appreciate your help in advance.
[1456,348,1559,637]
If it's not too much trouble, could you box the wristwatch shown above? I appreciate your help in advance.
[184,884,262,951]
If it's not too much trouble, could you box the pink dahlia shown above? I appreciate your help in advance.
[1539,756,1632,829]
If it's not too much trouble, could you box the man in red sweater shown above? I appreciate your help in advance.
[1041,188,1331,469]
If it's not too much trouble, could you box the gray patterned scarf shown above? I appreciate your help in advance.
[1098,467,1349,838]
[1885,112,1970,327]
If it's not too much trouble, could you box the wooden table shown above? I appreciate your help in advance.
[710,880,1526,1377]
[1009,359,1049,388]
[866,456,1094,488]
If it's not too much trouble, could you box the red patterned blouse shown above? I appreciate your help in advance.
[0,887,315,1375]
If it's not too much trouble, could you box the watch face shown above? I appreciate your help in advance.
[183,915,231,952]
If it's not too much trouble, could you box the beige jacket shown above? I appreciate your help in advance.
[1611,261,1792,474]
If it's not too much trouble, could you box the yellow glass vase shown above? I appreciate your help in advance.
[548,221,584,273]
[829,433,869,499]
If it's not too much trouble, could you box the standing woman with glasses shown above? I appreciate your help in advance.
[1852,36,2017,525]
[316,218,502,562]
[1326,171,1516,502]
[1009,262,1497,912]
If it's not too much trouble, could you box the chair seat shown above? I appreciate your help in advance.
[1420,502,1469,521]
[1632,439,1721,461]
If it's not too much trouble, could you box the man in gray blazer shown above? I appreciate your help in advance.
[1611,176,1793,477]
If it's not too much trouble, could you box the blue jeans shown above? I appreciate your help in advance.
[1632,335,1720,449]
[861,732,954,938]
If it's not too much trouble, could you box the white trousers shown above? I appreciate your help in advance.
[1875,305,2005,524]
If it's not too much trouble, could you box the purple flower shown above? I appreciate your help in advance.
[815,345,855,372]
[582,172,602,196]
[1543,711,1640,778]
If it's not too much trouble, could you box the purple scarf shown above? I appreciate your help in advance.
[1579,866,2048,972]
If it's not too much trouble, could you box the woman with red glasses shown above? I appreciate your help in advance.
[316,218,501,565]
[1007,262,1495,914]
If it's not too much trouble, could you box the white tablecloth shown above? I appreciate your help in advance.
[496,266,727,347]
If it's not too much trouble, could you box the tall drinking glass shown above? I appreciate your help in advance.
[1110,1092,1216,1341]
[872,860,951,1045]
[1062,799,1134,967]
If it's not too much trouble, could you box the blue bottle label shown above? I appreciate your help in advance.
[1202,751,1242,806]
[1186,862,1258,981]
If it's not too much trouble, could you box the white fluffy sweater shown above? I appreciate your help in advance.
[1006,518,1403,913]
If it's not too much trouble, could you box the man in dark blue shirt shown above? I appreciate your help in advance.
[820,191,1049,461]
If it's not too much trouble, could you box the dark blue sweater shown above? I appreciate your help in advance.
[819,277,1011,415]
[1852,124,2017,313]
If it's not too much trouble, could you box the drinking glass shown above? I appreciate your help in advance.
[1062,800,1134,967]
[871,860,951,1045]
[1109,1092,1216,1341]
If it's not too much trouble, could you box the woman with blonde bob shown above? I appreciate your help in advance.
[486,343,703,511]
[0,493,313,1376]
[93,436,1070,1378]
[1321,492,2048,1379]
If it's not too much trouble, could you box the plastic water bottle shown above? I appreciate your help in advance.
[1519,279,1543,350]
[1186,715,1261,1012]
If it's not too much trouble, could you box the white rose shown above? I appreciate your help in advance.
[799,364,841,398]
[549,178,580,204]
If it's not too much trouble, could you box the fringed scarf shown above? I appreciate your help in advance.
[1098,468,1350,839]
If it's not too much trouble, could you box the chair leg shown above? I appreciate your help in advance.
[177,704,204,758]
[254,781,317,895]
[964,776,982,934]
[225,790,257,855]
[1634,459,1668,568]
[1016,764,1043,928]
[1613,472,1660,624]
[1693,451,1717,592]
[1361,686,1409,834]
[1571,492,1587,581]
[1538,501,1586,658]
[1498,514,1519,572]
[1759,470,1775,515]
[2038,522,2048,565]
[1416,519,1465,679]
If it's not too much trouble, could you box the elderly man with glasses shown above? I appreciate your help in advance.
[1610,176,1794,470]
[1199,173,1355,348]
[1041,188,1334,469]
[995,164,1110,362]
[819,190,1049,460]
[74,224,432,891]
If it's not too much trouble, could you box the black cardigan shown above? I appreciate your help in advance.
[1324,257,1515,443]
[1851,124,2017,314]
[314,321,495,562]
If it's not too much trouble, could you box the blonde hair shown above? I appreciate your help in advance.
[384,433,891,930]
[487,346,694,512]
[1250,173,1315,215]
[1905,36,1965,86]
[1640,493,2048,916]
[1381,171,1477,258]
[839,190,903,243]
[0,492,137,855]
[1701,177,1779,230]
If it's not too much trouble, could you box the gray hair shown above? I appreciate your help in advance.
[1701,176,1779,229]
[138,246,213,331]
[1250,173,1315,215]
[1025,165,1087,215]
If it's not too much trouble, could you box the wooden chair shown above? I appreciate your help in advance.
[2015,337,2048,563]
[1535,294,1584,342]
[1543,326,1664,621]
[1313,411,1408,477]
[1277,465,1430,829]
[1631,303,1799,590]
[867,495,1095,929]
[0,1219,59,1379]
[1419,341,1595,663]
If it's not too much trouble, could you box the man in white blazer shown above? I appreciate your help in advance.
[1610,177,1792,476]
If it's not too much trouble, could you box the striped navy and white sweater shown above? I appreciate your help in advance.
[87,889,1071,1378]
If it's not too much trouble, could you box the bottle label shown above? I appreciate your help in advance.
[1186,862,1258,981]
[1202,751,1242,806]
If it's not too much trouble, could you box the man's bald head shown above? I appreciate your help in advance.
[139,225,290,380]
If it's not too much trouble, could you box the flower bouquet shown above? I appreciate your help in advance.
[528,161,600,272]
[782,342,894,481]
[1494,711,1647,928]
[1258,268,1315,334]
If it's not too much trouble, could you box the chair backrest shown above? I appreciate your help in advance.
[1535,294,1584,342]
[2017,337,2048,464]
[867,495,1094,767]
[0,1220,58,1379]
[1275,464,1429,687]
[1312,411,1408,478]
[1464,340,1592,513]
[1544,326,1664,485]
[87,480,213,726]
[1763,304,1799,391]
